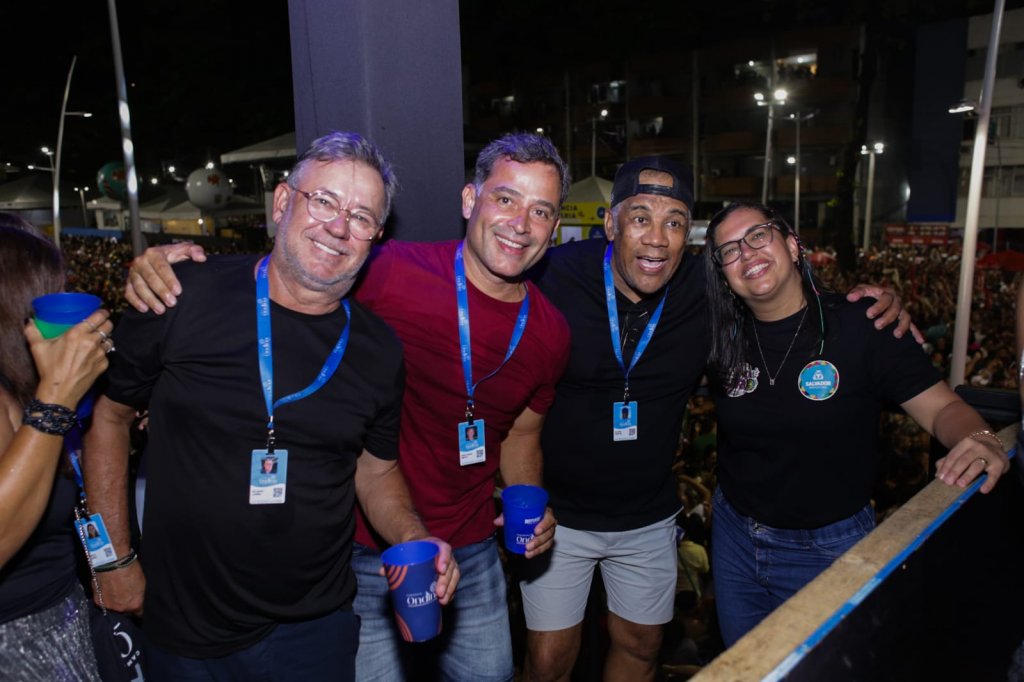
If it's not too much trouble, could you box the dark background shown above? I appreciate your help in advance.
[2,0,1017,197]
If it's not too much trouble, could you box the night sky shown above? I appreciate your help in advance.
[4,2,292,193]
[3,0,1013,198]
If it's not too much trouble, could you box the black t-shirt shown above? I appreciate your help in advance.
[529,239,709,531]
[712,295,940,529]
[0,472,77,623]
[106,255,404,657]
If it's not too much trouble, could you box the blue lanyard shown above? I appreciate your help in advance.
[603,243,667,400]
[256,256,351,450]
[69,447,87,506]
[454,242,530,420]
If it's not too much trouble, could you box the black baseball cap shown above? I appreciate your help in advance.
[610,156,695,211]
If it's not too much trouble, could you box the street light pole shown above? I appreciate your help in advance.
[762,101,775,204]
[75,186,89,228]
[106,0,145,256]
[756,89,787,205]
[860,142,884,252]
[794,111,801,233]
[949,0,1005,388]
[590,108,608,177]
[591,118,596,177]
[789,110,816,234]
[993,128,1001,252]
[53,56,78,250]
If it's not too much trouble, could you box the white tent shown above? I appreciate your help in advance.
[566,175,613,204]
[139,188,265,221]
[0,173,79,211]
[219,132,296,165]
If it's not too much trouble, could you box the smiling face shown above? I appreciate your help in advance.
[270,159,385,310]
[604,170,690,303]
[460,158,561,301]
[713,206,804,317]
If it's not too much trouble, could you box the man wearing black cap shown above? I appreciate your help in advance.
[521,157,909,680]
[521,157,706,681]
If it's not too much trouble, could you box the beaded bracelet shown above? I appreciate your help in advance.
[22,398,78,436]
[94,548,139,573]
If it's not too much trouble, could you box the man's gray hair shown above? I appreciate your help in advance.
[291,131,399,221]
[473,132,571,207]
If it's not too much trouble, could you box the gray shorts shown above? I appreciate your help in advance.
[519,513,679,631]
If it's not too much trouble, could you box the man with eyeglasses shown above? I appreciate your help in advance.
[82,132,457,681]
[111,132,571,681]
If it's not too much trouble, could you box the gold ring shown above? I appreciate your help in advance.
[101,337,115,354]
[97,330,110,342]
[977,457,989,468]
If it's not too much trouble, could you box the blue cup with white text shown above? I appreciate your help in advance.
[501,484,548,555]
[381,541,442,642]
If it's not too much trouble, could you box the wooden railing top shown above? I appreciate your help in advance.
[694,425,1017,681]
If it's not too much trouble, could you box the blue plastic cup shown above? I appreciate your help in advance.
[31,293,102,339]
[381,540,442,642]
[501,484,548,555]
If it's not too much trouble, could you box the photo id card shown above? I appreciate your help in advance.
[458,420,486,466]
[612,401,638,441]
[250,449,288,505]
[75,513,117,567]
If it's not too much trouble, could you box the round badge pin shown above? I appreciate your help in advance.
[798,360,839,401]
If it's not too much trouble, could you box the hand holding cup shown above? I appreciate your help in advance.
[381,540,444,642]
[500,485,549,556]
[27,294,112,408]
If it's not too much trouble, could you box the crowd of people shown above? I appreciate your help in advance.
[1,132,1017,682]
[816,244,1021,390]
[58,234,1024,402]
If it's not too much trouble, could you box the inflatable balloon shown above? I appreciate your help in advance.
[96,161,127,201]
[185,167,233,210]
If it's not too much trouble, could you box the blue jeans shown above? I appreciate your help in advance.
[352,537,513,681]
[712,487,874,647]
[145,608,359,681]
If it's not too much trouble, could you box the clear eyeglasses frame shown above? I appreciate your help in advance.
[289,184,381,240]
[712,221,780,266]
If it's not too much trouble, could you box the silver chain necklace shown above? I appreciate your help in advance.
[751,305,809,387]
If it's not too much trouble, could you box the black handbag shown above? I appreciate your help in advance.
[86,602,146,682]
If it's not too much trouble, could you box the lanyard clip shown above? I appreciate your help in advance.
[465,401,475,425]
[266,417,276,454]
[623,384,630,402]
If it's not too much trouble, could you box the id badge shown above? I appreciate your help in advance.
[250,449,288,504]
[76,513,118,567]
[612,401,638,441]
[458,420,486,466]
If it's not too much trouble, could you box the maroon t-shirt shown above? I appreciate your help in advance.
[354,240,570,548]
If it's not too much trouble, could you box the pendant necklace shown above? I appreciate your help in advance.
[751,305,808,387]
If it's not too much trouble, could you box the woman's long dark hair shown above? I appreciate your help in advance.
[703,201,829,385]
[0,216,65,406]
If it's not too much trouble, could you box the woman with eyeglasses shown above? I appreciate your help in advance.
[702,201,1009,646]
